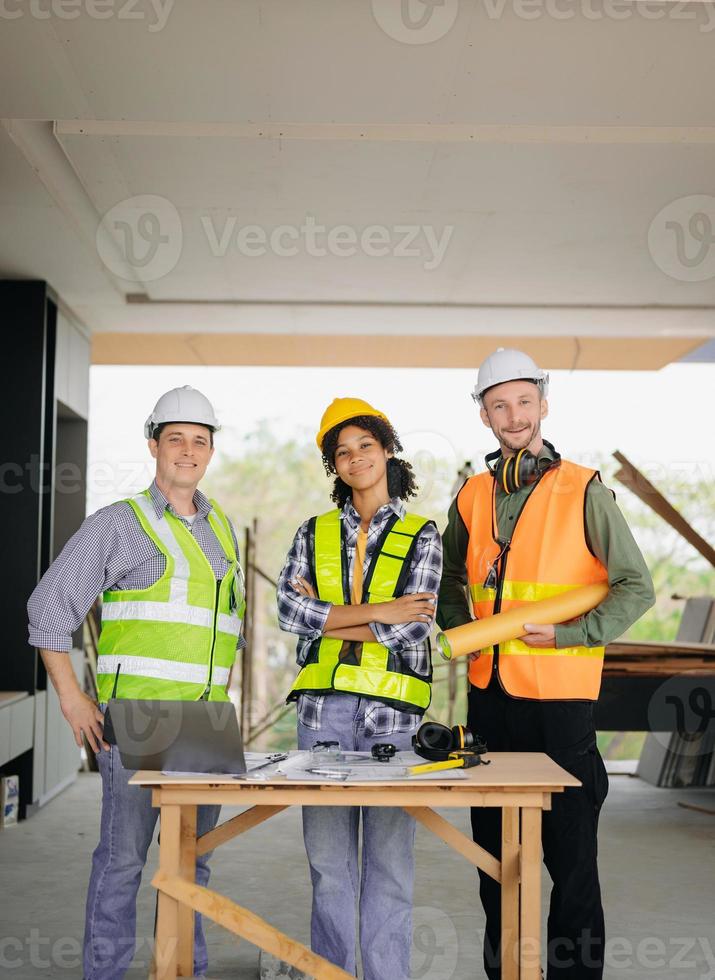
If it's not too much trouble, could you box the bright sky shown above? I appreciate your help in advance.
[87,362,714,513]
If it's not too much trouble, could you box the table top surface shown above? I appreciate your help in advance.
[130,752,581,790]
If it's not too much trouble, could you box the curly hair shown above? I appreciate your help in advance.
[320,414,418,507]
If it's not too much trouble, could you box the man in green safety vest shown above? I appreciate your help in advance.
[27,385,245,980]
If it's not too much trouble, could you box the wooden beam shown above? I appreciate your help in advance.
[605,662,715,676]
[604,639,715,675]
[155,807,181,978]
[151,786,557,808]
[92,332,703,372]
[613,451,715,567]
[196,805,288,856]
[500,807,520,980]
[177,807,197,975]
[606,640,715,657]
[519,808,543,980]
[152,872,353,979]
[402,806,502,882]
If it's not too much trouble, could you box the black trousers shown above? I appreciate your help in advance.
[468,679,609,980]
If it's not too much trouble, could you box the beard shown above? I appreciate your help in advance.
[498,419,541,453]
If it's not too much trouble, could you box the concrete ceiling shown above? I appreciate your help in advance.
[1,0,714,367]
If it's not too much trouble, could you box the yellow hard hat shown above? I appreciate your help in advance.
[316,397,390,450]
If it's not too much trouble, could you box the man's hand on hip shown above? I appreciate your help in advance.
[60,690,110,753]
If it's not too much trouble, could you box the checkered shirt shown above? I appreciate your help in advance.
[277,497,442,736]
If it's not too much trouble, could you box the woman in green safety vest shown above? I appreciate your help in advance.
[277,397,443,980]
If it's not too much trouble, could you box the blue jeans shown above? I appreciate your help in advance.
[297,694,418,980]
[83,744,220,979]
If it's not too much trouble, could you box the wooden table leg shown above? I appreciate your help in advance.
[501,806,520,980]
[177,805,197,976]
[155,804,181,980]
[519,806,543,980]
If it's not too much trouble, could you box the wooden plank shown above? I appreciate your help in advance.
[155,806,181,980]
[608,660,715,667]
[500,807,520,980]
[677,801,715,816]
[613,451,715,568]
[177,806,197,975]
[148,786,560,810]
[519,807,543,980]
[606,640,715,656]
[403,806,502,882]
[605,662,715,675]
[196,805,288,856]
[152,872,353,979]
[606,658,713,668]
[605,659,715,669]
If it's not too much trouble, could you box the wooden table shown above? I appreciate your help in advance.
[131,752,580,980]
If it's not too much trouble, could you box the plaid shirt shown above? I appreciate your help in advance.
[28,480,244,653]
[277,498,442,736]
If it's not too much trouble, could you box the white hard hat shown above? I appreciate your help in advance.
[144,385,221,439]
[472,348,549,405]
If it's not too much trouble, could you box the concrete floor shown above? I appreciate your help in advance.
[1,774,713,980]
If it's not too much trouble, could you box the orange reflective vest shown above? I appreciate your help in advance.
[457,459,609,701]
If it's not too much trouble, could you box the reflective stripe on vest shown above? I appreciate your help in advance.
[96,490,245,702]
[287,508,433,714]
[96,654,230,688]
[457,461,609,701]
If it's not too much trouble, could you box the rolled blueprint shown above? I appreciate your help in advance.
[436,582,609,661]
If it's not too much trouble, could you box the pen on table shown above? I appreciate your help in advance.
[241,753,288,776]
[306,768,349,779]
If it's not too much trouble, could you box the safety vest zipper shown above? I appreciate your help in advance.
[201,578,222,700]
[491,542,510,676]
[488,476,531,679]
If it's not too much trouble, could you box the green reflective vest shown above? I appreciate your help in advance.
[96,490,245,702]
[287,508,434,714]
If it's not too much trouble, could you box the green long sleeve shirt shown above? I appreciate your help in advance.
[436,446,656,648]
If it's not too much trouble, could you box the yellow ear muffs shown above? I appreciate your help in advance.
[487,441,563,495]
[502,455,512,494]
[413,722,476,761]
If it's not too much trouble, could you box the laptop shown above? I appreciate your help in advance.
[103,699,247,775]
